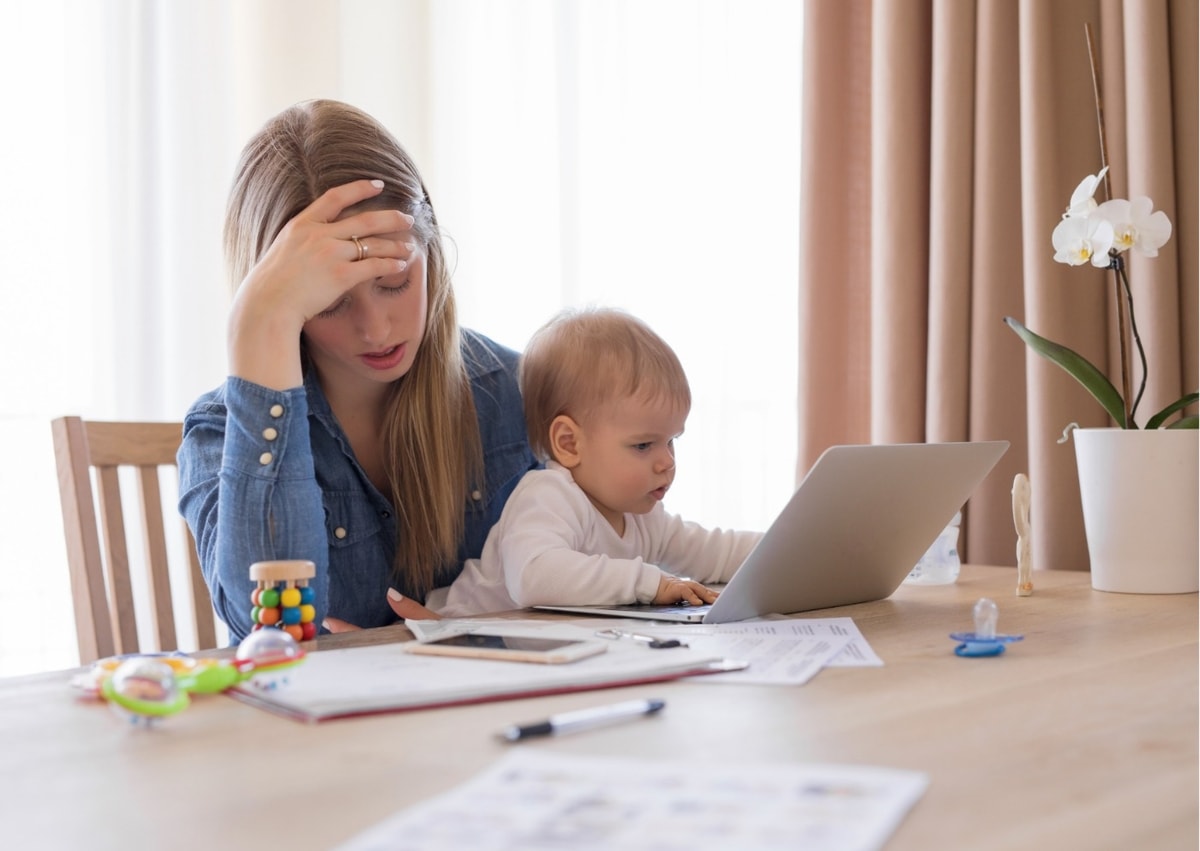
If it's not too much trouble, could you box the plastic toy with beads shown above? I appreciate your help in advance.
[250,559,317,643]
[70,630,307,726]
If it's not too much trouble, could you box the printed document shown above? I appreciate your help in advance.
[336,750,928,851]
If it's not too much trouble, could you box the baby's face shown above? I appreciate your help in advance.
[571,394,688,532]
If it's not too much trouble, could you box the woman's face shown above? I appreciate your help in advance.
[301,241,429,398]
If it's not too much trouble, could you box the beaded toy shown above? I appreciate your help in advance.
[71,631,307,725]
[250,559,317,642]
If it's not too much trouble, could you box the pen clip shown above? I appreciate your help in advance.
[594,628,686,649]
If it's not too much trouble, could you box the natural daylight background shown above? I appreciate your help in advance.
[0,0,802,676]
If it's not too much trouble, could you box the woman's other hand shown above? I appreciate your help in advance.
[321,587,443,633]
[385,588,443,620]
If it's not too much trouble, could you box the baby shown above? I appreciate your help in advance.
[428,307,763,616]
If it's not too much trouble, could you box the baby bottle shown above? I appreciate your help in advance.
[903,512,961,586]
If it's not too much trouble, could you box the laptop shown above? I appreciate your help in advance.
[534,440,1009,624]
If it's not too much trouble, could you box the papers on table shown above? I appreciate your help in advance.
[613,615,883,684]
[233,615,884,722]
[334,750,928,851]
[409,615,882,687]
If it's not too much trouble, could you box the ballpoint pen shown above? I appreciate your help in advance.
[498,698,666,742]
[594,628,687,649]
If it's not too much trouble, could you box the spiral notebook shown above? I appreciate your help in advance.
[536,441,1009,624]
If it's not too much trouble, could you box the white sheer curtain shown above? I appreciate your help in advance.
[0,1,238,675]
[0,0,801,676]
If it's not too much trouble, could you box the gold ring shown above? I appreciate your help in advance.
[350,235,367,262]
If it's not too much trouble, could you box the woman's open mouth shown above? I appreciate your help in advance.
[360,343,406,371]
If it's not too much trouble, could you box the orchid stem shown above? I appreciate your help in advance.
[1086,23,1133,428]
[1113,256,1148,425]
[1085,26,1113,202]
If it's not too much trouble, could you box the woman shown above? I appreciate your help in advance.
[178,99,537,641]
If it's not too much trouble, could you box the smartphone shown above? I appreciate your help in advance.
[404,633,608,664]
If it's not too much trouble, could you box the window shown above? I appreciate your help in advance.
[0,1,801,675]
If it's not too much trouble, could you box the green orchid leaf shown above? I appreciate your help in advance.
[1165,414,1198,430]
[1004,316,1127,426]
[1146,393,1200,429]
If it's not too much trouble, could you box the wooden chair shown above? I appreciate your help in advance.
[51,416,220,664]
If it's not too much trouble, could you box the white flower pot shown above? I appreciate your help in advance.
[1073,428,1199,594]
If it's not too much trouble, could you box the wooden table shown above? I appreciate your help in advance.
[1,566,1195,850]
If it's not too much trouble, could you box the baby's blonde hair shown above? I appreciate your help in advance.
[520,307,691,461]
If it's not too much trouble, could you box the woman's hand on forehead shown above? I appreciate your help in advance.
[248,180,416,320]
[229,179,421,389]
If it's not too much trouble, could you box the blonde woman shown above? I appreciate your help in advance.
[179,100,537,641]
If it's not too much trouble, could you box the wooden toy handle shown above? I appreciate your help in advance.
[250,560,317,583]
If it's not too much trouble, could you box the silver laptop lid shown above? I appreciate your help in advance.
[701,440,1008,623]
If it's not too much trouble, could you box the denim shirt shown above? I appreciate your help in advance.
[177,329,538,642]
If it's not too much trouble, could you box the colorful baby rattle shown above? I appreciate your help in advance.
[71,559,318,726]
[73,628,307,725]
[250,559,317,642]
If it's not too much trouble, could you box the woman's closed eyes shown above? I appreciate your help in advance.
[315,278,412,319]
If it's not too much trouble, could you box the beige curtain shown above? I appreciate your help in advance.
[798,0,1198,571]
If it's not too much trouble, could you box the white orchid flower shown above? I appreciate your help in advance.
[1052,212,1114,267]
[1062,166,1109,219]
[1095,196,1173,257]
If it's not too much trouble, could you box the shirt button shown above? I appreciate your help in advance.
[270,404,284,417]
[334,527,347,539]
[471,490,482,501]
[259,452,273,465]
[380,510,391,519]
[262,427,278,441]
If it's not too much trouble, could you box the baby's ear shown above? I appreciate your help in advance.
[548,415,582,468]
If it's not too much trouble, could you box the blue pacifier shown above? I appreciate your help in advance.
[949,597,1023,657]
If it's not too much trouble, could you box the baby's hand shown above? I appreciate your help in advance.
[652,574,719,606]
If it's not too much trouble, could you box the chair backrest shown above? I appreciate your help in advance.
[51,416,220,664]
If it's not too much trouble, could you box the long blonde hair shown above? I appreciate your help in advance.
[223,99,482,596]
